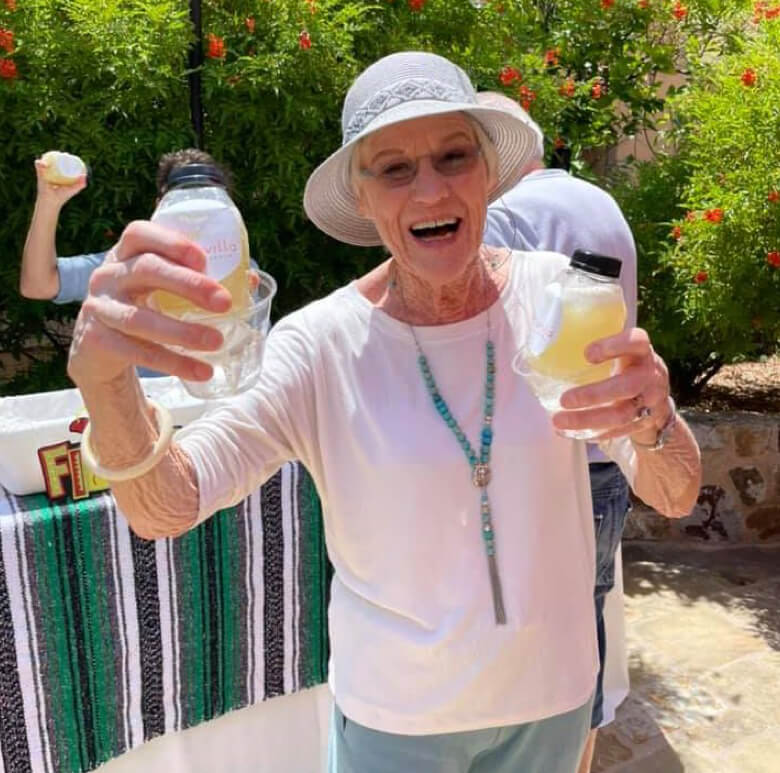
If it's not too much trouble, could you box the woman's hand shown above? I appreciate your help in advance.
[67,220,232,389]
[34,159,87,208]
[552,327,673,443]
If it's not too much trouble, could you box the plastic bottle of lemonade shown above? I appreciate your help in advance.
[39,151,87,185]
[149,164,251,319]
[525,251,626,411]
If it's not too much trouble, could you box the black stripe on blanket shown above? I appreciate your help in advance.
[0,528,32,773]
[261,470,285,699]
[130,534,165,740]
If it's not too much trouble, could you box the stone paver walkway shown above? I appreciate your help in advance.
[595,543,780,773]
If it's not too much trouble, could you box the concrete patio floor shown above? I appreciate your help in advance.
[594,542,780,773]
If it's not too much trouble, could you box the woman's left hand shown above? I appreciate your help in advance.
[552,327,673,443]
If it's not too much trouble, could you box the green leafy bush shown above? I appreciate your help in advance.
[0,0,761,394]
[614,13,780,399]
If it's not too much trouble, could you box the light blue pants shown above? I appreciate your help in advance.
[328,695,593,773]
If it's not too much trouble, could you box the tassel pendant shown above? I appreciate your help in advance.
[487,552,507,625]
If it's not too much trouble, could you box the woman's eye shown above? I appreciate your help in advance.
[381,162,414,179]
[439,150,468,169]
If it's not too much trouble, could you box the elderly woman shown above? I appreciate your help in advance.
[68,52,700,772]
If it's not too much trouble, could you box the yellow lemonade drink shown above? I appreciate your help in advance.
[527,284,626,385]
[146,163,276,400]
[514,251,627,437]
[149,165,251,319]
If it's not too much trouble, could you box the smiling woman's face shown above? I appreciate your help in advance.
[354,113,496,287]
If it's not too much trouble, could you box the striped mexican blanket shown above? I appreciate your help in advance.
[0,462,330,773]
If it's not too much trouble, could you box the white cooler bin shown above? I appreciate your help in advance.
[0,378,207,496]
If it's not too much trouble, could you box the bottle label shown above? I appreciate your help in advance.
[154,205,241,281]
[201,209,242,281]
[528,282,563,356]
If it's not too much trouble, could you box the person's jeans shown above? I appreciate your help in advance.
[588,461,630,728]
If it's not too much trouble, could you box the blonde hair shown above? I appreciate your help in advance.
[348,111,499,199]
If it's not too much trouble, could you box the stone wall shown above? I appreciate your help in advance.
[625,411,780,543]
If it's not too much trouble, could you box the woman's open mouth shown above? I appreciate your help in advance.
[409,218,461,242]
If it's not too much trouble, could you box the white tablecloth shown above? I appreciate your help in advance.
[98,685,332,773]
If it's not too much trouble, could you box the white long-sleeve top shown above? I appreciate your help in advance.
[177,250,631,735]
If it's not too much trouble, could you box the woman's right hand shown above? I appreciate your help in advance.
[67,220,232,389]
[34,159,87,207]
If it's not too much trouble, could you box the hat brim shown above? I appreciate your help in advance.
[303,101,542,247]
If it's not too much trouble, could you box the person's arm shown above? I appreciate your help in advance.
[20,159,87,299]
[627,413,700,517]
[555,329,702,518]
[69,221,315,539]
[54,252,108,304]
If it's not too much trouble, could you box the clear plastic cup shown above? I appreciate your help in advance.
[176,270,277,399]
[512,349,619,440]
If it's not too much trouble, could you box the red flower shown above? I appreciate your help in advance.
[672,1,688,20]
[206,34,226,59]
[499,66,521,86]
[544,49,559,67]
[768,190,780,203]
[299,30,312,50]
[3,0,16,10]
[245,17,256,33]
[559,78,576,97]
[601,0,615,8]
[0,28,13,53]
[408,0,425,10]
[671,226,682,240]
[518,85,537,107]
[767,7,780,19]
[767,251,780,268]
[704,208,724,223]
[638,0,650,8]
[512,84,537,113]
[553,137,566,150]
[685,211,697,222]
[693,271,708,284]
[591,81,603,99]
[741,68,757,87]
[0,58,17,79]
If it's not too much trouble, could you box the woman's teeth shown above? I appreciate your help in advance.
[409,218,460,240]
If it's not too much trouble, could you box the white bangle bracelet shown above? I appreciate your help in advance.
[81,400,174,482]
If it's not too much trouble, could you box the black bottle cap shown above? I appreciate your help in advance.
[570,250,622,278]
[165,163,227,191]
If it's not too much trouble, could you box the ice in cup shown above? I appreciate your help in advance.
[176,271,277,400]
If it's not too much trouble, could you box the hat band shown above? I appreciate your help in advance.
[343,78,472,144]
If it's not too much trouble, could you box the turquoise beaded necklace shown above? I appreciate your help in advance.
[392,264,507,625]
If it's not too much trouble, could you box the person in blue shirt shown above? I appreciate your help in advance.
[20,148,237,304]
[480,91,638,773]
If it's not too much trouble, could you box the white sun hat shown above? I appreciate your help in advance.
[303,51,543,247]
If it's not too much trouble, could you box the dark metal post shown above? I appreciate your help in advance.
[188,0,204,148]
